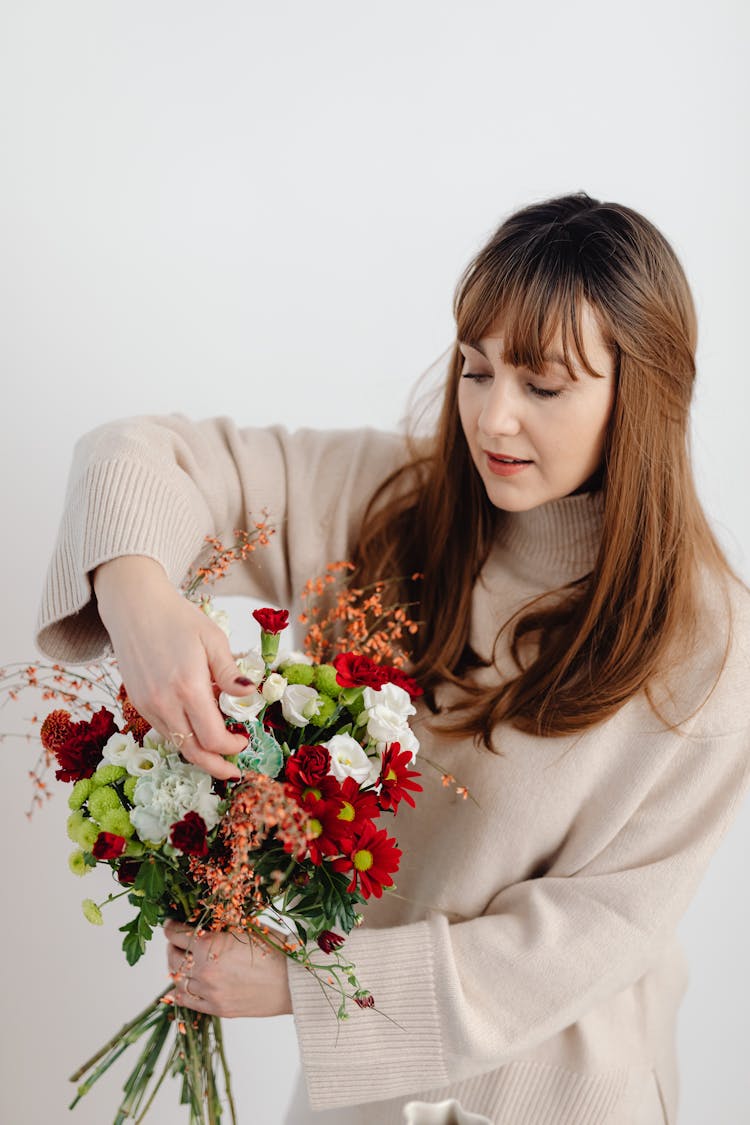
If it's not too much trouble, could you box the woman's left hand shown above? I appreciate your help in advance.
[164,918,293,1018]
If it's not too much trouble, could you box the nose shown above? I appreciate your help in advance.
[478,379,522,438]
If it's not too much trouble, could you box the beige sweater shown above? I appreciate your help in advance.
[36,415,750,1125]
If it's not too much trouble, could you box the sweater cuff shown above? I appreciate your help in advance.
[286,919,449,1111]
[35,458,209,663]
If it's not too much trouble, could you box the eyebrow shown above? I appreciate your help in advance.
[460,339,570,369]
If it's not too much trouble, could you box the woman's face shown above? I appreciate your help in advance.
[457,303,616,511]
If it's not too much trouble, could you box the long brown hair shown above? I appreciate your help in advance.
[352,192,738,751]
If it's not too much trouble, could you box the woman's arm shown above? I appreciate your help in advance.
[35,414,409,774]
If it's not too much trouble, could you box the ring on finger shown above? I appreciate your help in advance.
[169,731,195,749]
[185,977,203,1000]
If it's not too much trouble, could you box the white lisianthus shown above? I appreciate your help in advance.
[102,731,140,768]
[143,729,170,753]
[218,690,265,723]
[199,597,231,637]
[323,734,373,784]
[277,649,314,668]
[126,747,166,776]
[262,672,288,703]
[363,682,417,744]
[375,724,420,762]
[281,684,322,726]
[129,753,221,844]
[235,649,266,686]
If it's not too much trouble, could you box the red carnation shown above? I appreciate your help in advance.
[116,859,141,885]
[375,666,423,699]
[317,930,346,954]
[333,653,423,698]
[252,607,289,634]
[378,744,423,812]
[333,652,386,690]
[285,744,331,788]
[92,832,128,861]
[170,811,209,857]
[332,820,402,899]
[52,707,119,783]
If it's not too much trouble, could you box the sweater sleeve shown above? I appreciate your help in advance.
[34,414,409,663]
[287,695,750,1109]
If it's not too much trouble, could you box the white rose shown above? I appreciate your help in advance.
[235,649,266,686]
[199,597,231,637]
[323,734,373,785]
[102,731,139,767]
[262,672,288,703]
[219,689,265,723]
[281,684,322,727]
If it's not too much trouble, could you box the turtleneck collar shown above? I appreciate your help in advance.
[494,489,604,587]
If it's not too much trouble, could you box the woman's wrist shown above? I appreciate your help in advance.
[93,556,172,617]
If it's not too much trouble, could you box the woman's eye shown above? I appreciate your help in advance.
[461,371,492,383]
[528,384,563,399]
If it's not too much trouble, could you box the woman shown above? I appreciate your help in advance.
[36,192,750,1124]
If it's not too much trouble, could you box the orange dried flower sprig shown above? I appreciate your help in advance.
[300,562,423,668]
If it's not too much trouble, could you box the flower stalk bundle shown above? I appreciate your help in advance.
[1,524,448,1123]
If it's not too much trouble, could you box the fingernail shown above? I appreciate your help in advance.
[235,676,253,686]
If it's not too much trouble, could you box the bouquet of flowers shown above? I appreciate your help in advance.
[2,524,431,1124]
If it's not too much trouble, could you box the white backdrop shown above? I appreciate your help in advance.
[1,2,748,1122]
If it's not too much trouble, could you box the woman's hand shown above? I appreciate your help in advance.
[164,919,293,1018]
[93,556,250,780]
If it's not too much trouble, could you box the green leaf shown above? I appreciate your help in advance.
[134,858,165,899]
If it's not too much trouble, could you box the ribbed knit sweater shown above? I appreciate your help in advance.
[35,415,750,1125]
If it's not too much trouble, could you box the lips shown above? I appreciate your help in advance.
[485,452,532,464]
[484,451,533,477]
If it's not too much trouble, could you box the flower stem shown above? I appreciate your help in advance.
[213,1017,237,1125]
[69,990,172,1082]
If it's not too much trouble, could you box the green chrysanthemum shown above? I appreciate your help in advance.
[79,819,101,850]
[307,695,337,728]
[68,849,90,877]
[314,665,342,698]
[91,764,127,788]
[122,775,138,803]
[81,899,103,926]
[98,807,135,839]
[67,810,87,845]
[87,785,122,822]
[68,778,94,811]
[283,663,315,686]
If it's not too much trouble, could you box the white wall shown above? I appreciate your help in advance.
[1,2,748,1122]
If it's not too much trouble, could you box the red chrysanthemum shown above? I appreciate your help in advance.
[377,744,423,812]
[170,811,209,857]
[285,744,331,789]
[40,709,74,753]
[252,607,289,634]
[284,771,341,808]
[335,776,380,832]
[317,930,346,954]
[52,707,119,783]
[92,832,128,860]
[333,820,402,899]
